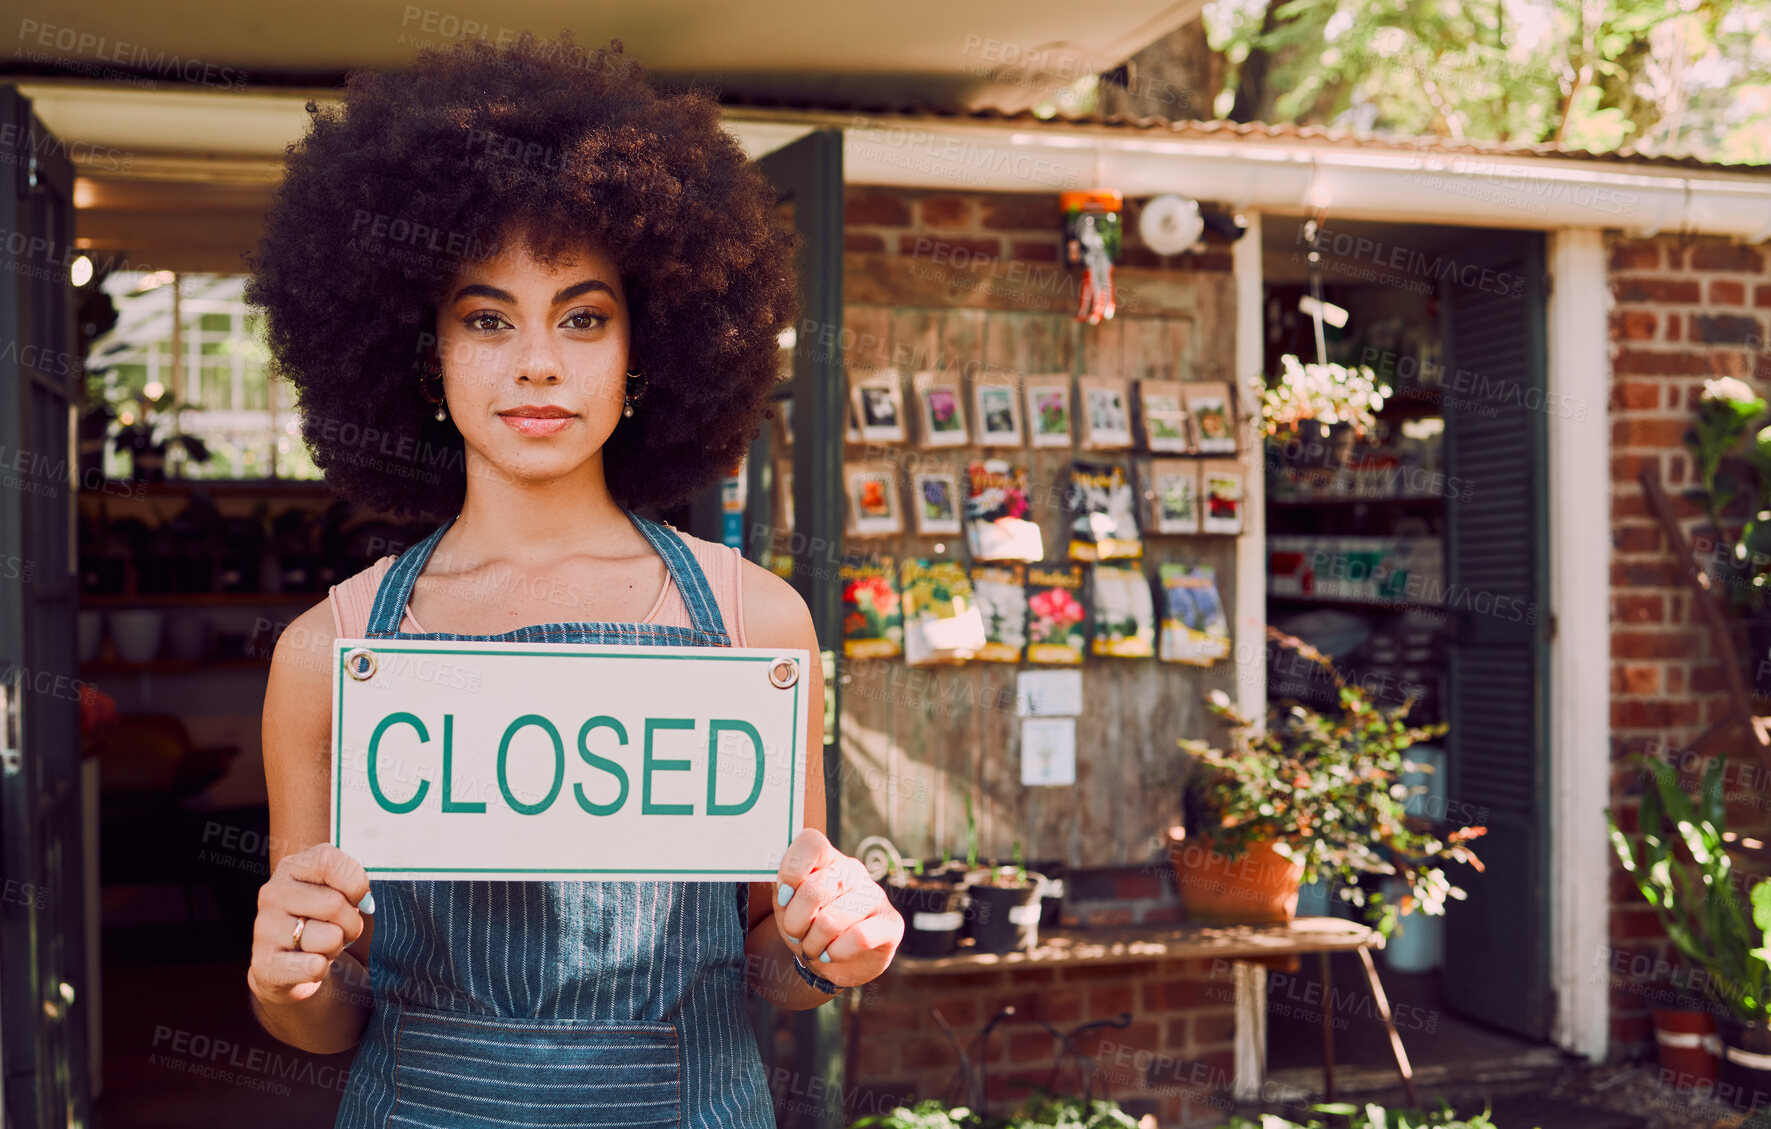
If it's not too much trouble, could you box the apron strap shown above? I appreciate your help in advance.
[362,511,731,643]
[363,516,456,637]
[627,512,731,644]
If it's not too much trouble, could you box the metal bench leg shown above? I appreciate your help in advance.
[1231,960,1267,1103]
[1320,952,1335,1101]
[1356,946,1417,1105]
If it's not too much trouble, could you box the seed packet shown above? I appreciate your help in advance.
[1065,461,1143,561]
[1024,564,1088,665]
[841,556,904,659]
[970,564,1028,662]
[1142,457,1200,534]
[1088,564,1156,657]
[900,558,986,666]
[965,460,1044,562]
[1201,460,1245,535]
[1158,563,1230,665]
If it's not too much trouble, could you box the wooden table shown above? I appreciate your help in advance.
[889,917,1416,1105]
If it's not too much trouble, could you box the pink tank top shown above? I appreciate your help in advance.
[327,524,751,645]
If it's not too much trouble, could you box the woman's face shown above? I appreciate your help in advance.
[433,233,632,485]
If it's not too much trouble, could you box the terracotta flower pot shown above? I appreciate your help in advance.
[1166,825,1305,925]
[1652,1006,1720,1088]
[1718,1014,1771,1114]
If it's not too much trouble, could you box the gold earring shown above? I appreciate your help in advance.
[624,368,645,418]
[422,360,447,422]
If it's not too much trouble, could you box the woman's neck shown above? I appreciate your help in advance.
[450,448,643,564]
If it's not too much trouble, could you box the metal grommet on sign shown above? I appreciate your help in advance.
[343,647,379,682]
[768,656,799,689]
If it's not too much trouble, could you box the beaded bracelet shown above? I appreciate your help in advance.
[792,951,844,996]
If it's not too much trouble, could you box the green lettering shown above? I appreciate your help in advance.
[368,712,429,814]
[496,714,564,816]
[574,716,630,816]
[440,714,485,813]
[642,718,695,815]
[706,719,765,816]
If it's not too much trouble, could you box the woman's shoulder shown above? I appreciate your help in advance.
[657,524,809,649]
[326,555,400,639]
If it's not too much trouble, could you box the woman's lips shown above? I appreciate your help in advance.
[499,412,574,437]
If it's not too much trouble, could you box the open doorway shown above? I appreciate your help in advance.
[1254,215,1557,1086]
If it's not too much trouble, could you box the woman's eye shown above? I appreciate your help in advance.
[465,312,508,333]
[562,310,607,331]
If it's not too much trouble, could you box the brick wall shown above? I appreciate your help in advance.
[843,185,1236,275]
[1607,232,1771,1057]
[847,955,1240,1127]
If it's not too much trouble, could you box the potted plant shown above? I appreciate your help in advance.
[885,856,971,957]
[1174,628,1486,936]
[1683,376,1771,695]
[966,845,1047,955]
[1609,752,1771,1110]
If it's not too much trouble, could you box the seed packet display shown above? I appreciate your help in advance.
[1158,563,1230,665]
[846,462,903,537]
[1024,565,1088,665]
[1184,382,1237,454]
[901,558,986,666]
[912,471,962,536]
[851,369,908,444]
[973,378,1025,447]
[964,460,1044,562]
[1065,461,1143,561]
[1137,380,1191,453]
[970,564,1028,662]
[1142,457,1200,534]
[1089,564,1156,658]
[1078,376,1134,450]
[841,556,904,659]
[1201,459,1245,535]
[913,371,970,448]
[1025,376,1074,449]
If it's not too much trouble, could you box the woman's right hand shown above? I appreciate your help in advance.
[247,843,371,1005]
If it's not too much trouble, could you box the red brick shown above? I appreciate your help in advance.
[1612,594,1665,622]
[1611,907,1668,940]
[1613,416,1695,447]
[1614,525,1664,553]
[1667,313,1682,340]
[919,195,972,228]
[858,1003,924,1033]
[1610,240,1661,271]
[900,1034,958,1069]
[1141,978,1216,1012]
[1612,349,1718,377]
[1690,314,1762,345]
[1610,699,1701,728]
[1617,664,1661,695]
[1164,1017,1190,1049]
[1089,985,1135,1016]
[897,233,1000,261]
[1191,1011,1237,1047]
[1010,239,1059,262]
[1692,241,1764,271]
[1667,666,1686,693]
[1611,559,1678,588]
[1008,1029,1056,1064]
[1692,663,1733,693]
[1614,277,1703,304]
[1755,285,1771,309]
[845,232,885,252]
[845,188,911,227]
[1610,381,1664,410]
[982,196,1061,230]
[1612,310,1658,340]
[1712,280,1748,306]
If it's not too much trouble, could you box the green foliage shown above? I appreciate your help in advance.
[1683,377,1771,612]
[1607,752,1771,1022]
[850,1095,1141,1129]
[1180,628,1486,938]
[1201,0,1768,163]
[1214,1100,1521,1128]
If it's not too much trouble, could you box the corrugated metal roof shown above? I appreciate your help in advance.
[715,93,1768,175]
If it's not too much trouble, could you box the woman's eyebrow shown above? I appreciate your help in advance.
[450,279,617,305]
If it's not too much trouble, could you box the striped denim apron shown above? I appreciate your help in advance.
[333,511,776,1129]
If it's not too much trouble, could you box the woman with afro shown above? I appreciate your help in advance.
[243,31,902,1127]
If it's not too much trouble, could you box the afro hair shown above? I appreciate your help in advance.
[244,30,798,519]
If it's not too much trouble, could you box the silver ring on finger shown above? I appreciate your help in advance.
[290,915,307,950]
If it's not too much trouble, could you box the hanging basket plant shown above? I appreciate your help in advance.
[1261,353,1389,440]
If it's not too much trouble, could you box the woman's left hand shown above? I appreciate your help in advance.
[774,828,903,988]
